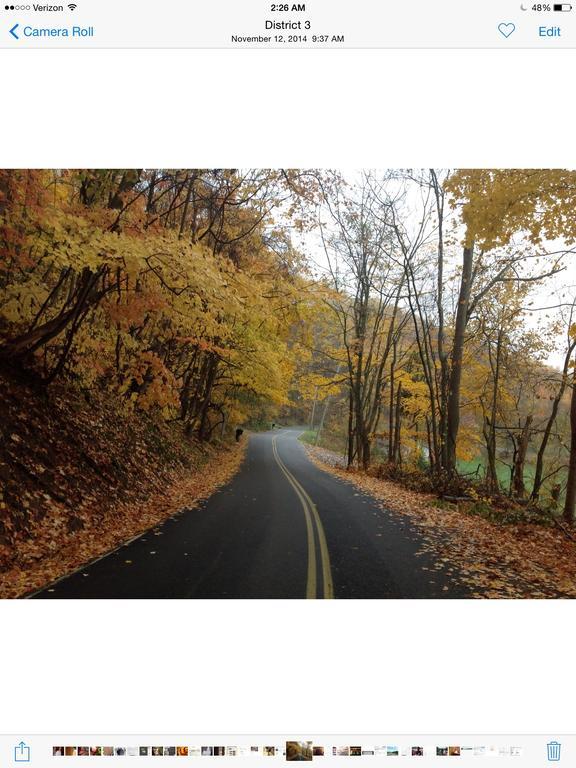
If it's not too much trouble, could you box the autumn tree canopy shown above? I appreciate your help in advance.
[0,169,323,440]
[3,168,576,522]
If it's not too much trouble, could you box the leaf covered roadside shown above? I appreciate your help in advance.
[0,372,246,599]
[305,445,576,598]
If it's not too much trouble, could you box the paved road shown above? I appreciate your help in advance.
[31,429,469,599]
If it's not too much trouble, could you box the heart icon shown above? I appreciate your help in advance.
[498,22,516,38]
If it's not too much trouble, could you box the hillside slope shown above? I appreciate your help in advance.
[0,368,243,597]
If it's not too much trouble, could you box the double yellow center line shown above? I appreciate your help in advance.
[271,435,334,599]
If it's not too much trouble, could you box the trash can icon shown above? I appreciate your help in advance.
[547,742,561,761]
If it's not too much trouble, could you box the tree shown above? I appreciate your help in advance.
[319,173,406,468]
[0,169,320,442]
[446,169,576,518]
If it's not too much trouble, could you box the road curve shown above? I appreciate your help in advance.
[31,428,470,599]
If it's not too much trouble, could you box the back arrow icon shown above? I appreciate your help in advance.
[9,23,19,39]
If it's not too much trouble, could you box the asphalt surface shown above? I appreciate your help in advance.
[31,429,470,599]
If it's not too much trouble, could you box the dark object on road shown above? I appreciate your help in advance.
[272,422,275,429]
[235,428,244,442]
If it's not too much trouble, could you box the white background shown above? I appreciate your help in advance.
[1,50,575,736]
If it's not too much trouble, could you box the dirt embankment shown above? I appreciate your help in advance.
[0,369,244,598]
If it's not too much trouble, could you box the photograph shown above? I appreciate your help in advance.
[2,169,576,599]
[286,742,313,761]
[349,747,362,756]
[313,748,325,757]
[411,748,424,756]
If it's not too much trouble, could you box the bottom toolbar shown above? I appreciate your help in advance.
[1,736,570,768]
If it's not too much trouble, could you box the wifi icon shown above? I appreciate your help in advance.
[68,3,77,9]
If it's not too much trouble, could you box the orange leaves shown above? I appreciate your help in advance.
[0,370,247,598]
[122,351,180,413]
[4,439,246,599]
[105,289,166,331]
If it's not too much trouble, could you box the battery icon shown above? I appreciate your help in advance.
[554,3,572,9]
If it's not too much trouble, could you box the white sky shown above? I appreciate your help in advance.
[281,170,576,371]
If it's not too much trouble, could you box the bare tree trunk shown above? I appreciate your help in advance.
[512,415,533,499]
[361,434,371,470]
[509,439,517,496]
[393,385,402,464]
[197,358,219,441]
[446,244,474,474]
[388,378,396,462]
[483,415,499,492]
[483,327,503,491]
[309,386,319,431]
[430,170,450,469]
[425,417,433,472]
[563,369,576,524]
[315,396,329,446]
[346,389,355,469]
[531,337,576,501]
[179,175,195,239]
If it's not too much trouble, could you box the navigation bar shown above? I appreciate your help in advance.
[1,0,576,48]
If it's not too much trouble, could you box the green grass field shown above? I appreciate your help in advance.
[456,456,533,487]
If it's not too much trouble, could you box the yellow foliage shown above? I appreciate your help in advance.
[0,169,314,433]
[446,169,576,249]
